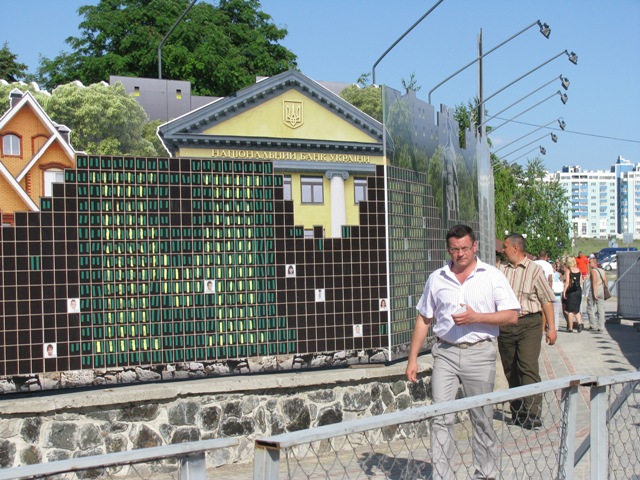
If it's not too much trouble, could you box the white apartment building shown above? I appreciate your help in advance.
[619,162,640,237]
[547,156,639,239]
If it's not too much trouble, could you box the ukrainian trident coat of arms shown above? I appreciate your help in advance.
[283,100,303,129]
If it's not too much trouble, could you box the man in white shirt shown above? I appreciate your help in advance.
[534,250,554,287]
[534,250,555,333]
[406,225,520,480]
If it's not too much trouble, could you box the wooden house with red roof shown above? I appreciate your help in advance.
[0,89,76,225]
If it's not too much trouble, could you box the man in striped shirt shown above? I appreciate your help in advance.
[499,234,556,430]
[406,224,520,480]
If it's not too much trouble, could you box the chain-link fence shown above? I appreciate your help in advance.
[254,373,640,480]
[1,373,638,480]
[585,372,640,480]
[0,438,239,480]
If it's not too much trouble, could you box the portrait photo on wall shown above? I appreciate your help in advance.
[204,280,216,294]
[285,264,296,277]
[353,324,363,337]
[67,298,80,313]
[379,298,389,311]
[44,343,57,358]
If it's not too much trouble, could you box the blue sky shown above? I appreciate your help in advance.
[2,0,639,172]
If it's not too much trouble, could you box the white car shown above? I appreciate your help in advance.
[602,256,617,271]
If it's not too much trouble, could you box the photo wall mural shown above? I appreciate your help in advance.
[0,73,492,391]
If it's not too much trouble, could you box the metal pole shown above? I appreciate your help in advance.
[477,50,569,112]
[477,76,562,129]
[371,0,444,85]
[429,19,549,103]
[477,29,484,138]
[489,91,562,133]
[158,0,198,79]
[493,118,560,154]
[500,132,553,159]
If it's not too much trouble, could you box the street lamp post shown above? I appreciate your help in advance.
[428,19,551,103]
[493,117,565,154]
[501,132,558,159]
[371,0,445,85]
[507,145,547,163]
[488,90,568,133]
[158,0,198,79]
[478,75,569,129]
[477,50,577,119]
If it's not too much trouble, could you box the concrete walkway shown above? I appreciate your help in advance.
[540,296,640,381]
[209,297,639,479]
[531,296,639,480]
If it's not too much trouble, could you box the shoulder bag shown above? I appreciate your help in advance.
[597,269,611,300]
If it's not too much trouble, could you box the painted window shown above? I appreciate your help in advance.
[301,176,323,204]
[283,175,292,201]
[2,134,20,156]
[354,178,367,204]
[44,169,65,196]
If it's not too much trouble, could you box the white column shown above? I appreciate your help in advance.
[325,170,349,238]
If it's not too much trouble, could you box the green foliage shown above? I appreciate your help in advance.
[339,74,382,122]
[46,82,159,156]
[142,119,167,156]
[453,99,494,149]
[0,82,51,110]
[571,237,640,257]
[401,72,421,93]
[340,84,383,122]
[36,0,297,95]
[492,157,517,237]
[495,158,570,259]
[0,43,28,82]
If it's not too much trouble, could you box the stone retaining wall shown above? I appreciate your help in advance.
[0,358,434,472]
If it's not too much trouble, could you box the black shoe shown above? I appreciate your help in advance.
[577,324,583,333]
[521,418,543,430]
[506,416,526,426]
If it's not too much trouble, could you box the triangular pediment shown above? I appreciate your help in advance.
[158,70,384,156]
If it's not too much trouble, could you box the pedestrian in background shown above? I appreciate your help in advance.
[534,250,554,333]
[499,234,556,430]
[576,251,589,280]
[563,256,584,332]
[586,254,606,332]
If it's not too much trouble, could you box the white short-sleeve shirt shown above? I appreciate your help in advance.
[416,257,520,344]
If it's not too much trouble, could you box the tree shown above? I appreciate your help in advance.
[401,72,421,93]
[0,43,28,82]
[0,82,51,111]
[46,82,160,156]
[339,73,382,122]
[499,158,570,260]
[453,99,495,149]
[492,157,518,238]
[36,0,297,95]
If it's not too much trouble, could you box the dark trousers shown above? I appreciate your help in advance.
[498,313,543,420]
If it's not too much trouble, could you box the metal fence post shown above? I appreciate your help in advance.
[558,382,580,480]
[179,453,206,480]
[589,384,608,480]
[253,441,281,480]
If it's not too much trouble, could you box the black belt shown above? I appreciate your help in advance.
[436,337,492,349]
[519,312,541,319]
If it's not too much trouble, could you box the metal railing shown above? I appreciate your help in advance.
[254,372,640,480]
[0,438,239,480]
[1,372,638,479]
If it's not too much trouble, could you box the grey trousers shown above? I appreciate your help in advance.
[587,288,605,331]
[430,340,498,480]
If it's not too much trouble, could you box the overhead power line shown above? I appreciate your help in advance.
[491,117,640,144]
